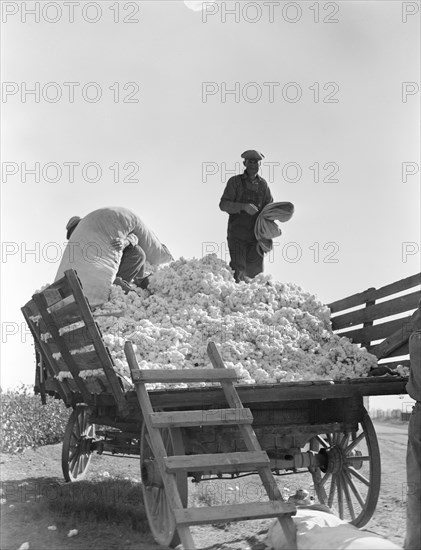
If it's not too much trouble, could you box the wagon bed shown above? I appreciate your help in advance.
[22,269,419,410]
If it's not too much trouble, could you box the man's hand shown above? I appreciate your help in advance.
[111,237,128,251]
[242,203,259,215]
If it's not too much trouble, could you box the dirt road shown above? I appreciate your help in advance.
[1,420,409,549]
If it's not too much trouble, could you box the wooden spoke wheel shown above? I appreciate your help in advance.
[62,405,95,482]
[308,410,381,527]
[140,422,187,548]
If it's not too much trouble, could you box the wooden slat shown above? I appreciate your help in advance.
[150,408,254,428]
[337,316,413,345]
[67,349,103,371]
[22,299,40,318]
[328,273,421,313]
[65,270,128,415]
[329,288,375,314]
[21,303,73,405]
[174,501,296,526]
[42,274,74,298]
[50,301,82,329]
[34,276,74,308]
[377,359,410,369]
[60,324,95,351]
[360,294,376,349]
[131,368,238,384]
[372,273,421,301]
[45,348,105,373]
[32,292,93,404]
[331,291,420,331]
[84,375,109,394]
[368,308,419,359]
[380,342,409,358]
[165,451,269,473]
[43,288,65,307]
[48,295,75,313]
[50,351,108,394]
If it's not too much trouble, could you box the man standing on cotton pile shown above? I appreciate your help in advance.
[404,302,421,550]
[219,150,273,283]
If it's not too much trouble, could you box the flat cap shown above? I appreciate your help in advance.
[241,150,265,161]
[66,216,81,231]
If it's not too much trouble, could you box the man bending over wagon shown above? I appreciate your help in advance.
[56,206,173,307]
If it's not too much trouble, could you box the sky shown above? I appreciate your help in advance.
[1,1,420,410]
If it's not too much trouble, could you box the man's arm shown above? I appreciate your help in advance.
[111,233,139,251]
[125,233,138,247]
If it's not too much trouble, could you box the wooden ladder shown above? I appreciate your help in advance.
[125,340,297,550]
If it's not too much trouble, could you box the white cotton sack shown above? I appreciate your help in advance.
[55,207,172,306]
[265,506,402,550]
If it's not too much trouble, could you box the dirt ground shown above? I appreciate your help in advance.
[0,420,408,550]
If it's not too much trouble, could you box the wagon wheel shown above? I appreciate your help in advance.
[62,405,95,482]
[140,422,187,547]
[308,410,381,527]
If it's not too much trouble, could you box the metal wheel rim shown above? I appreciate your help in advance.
[62,405,95,482]
[309,411,381,527]
[140,422,187,547]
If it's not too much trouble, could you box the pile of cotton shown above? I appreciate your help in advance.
[91,255,378,388]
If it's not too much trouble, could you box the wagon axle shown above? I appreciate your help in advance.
[319,445,363,474]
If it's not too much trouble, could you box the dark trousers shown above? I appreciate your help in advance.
[227,237,263,282]
[116,245,146,282]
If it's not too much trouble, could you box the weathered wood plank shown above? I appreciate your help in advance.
[174,501,296,526]
[165,451,270,473]
[48,295,75,314]
[337,317,413,345]
[131,368,238,383]
[50,302,82,329]
[141,377,408,410]
[377,359,410,370]
[60,324,95,351]
[65,270,128,415]
[360,295,376,349]
[69,350,105,371]
[21,302,72,405]
[379,342,409,358]
[328,273,421,313]
[331,291,420,331]
[32,293,92,404]
[42,274,74,300]
[150,408,253,428]
[368,308,420,359]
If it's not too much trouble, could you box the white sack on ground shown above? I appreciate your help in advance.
[88,255,381,388]
[265,507,402,550]
[55,207,172,306]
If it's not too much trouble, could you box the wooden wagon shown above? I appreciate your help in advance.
[22,270,420,549]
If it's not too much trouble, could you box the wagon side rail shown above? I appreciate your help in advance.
[21,269,129,415]
[328,272,421,369]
